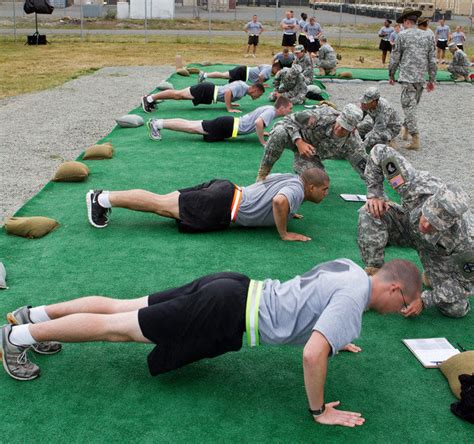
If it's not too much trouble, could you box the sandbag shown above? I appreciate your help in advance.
[115,114,144,128]
[5,216,59,239]
[157,81,174,90]
[440,351,474,399]
[53,161,89,182]
[339,71,353,79]
[83,143,114,160]
[186,67,201,74]
[176,68,190,77]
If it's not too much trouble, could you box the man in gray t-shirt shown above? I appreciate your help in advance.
[146,96,293,147]
[199,64,277,85]
[141,81,264,114]
[6,258,422,429]
[86,167,329,242]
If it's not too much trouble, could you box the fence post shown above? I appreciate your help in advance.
[208,1,211,45]
[12,0,17,42]
[144,0,148,43]
[80,0,84,42]
[338,3,342,47]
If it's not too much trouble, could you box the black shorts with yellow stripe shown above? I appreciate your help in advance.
[201,116,236,142]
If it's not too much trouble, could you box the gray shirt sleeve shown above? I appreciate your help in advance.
[276,184,305,214]
[313,295,363,356]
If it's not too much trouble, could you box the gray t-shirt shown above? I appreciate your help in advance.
[248,65,272,83]
[258,259,371,355]
[238,105,276,135]
[217,81,249,102]
[235,173,304,227]
[275,52,295,67]
[245,21,263,35]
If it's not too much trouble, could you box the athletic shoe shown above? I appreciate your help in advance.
[198,71,206,83]
[7,306,62,355]
[141,96,156,113]
[147,119,162,141]
[0,324,40,381]
[251,54,256,58]
[86,190,111,228]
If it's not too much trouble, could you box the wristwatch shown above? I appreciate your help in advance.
[308,404,326,417]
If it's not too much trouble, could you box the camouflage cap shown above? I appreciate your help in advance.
[336,104,363,132]
[417,16,430,26]
[448,41,458,49]
[396,8,422,24]
[294,44,305,53]
[360,87,380,104]
[422,184,469,231]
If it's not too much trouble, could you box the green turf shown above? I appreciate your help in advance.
[0,68,472,442]
[315,67,471,82]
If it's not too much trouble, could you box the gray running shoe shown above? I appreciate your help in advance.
[198,71,206,83]
[147,119,162,141]
[7,306,62,355]
[0,324,40,381]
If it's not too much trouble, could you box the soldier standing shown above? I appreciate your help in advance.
[389,8,437,150]
[293,44,314,85]
[357,87,402,151]
[269,64,308,105]
[256,104,366,182]
[358,144,473,318]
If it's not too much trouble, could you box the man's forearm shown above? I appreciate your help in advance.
[303,349,327,410]
[272,198,290,238]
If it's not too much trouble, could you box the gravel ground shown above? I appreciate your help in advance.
[0,66,472,224]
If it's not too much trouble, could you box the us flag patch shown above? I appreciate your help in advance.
[389,174,405,188]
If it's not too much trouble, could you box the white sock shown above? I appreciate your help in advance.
[146,95,154,103]
[98,191,112,208]
[155,119,164,129]
[9,324,36,347]
[29,305,51,323]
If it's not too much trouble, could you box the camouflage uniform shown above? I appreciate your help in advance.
[257,104,367,180]
[294,52,314,85]
[389,27,437,135]
[447,49,470,79]
[358,144,473,318]
[314,43,337,73]
[269,64,308,105]
[357,97,402,151]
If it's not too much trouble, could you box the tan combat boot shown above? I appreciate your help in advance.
[365,267,381,276]
[400,126,409,141]
[406,133,420,150]
[422,272,432,288]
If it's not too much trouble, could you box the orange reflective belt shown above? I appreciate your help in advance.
[230,185,243,222]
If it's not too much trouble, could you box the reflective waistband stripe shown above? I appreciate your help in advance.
[232,118,240,138]
[246,66,250,82]
[230,185,242,222]
[212,85,219,103]
[246,280,264,347]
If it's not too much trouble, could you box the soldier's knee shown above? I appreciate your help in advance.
[437,300,470,318]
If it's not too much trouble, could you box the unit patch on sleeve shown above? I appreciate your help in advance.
[382,157,405,189]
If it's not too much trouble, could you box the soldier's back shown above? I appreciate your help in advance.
[397,28,433,82]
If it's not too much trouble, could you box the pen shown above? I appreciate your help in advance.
[457,342,467,352]
[430,361,442,364]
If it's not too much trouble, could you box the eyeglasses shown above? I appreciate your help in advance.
[399,288,408,310]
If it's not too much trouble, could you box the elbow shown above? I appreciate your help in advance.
[272,195,286,208]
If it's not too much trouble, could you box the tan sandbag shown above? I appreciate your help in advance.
[53,161,89,182]
[470,55,474,63]
[176,68,190,77]
[201,61,212,66]
[319,100,337,110]
[339,71,353,79]
[83,143,114,160]
[5,216,59,239]
[186,67,201,74]
[440,351,474,399]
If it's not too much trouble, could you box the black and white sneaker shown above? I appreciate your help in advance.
[147,119,162,141]
[141,96,156,113]
[86,190,111,228]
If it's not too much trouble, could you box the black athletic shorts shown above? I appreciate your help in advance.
[138,272,250,375]
[176,179,235,233]
[298,34,308,48]
[306,39,321,53]
[189,82,215,106]
[202,116,235,142]
[228,65,247,83]
[379,40,392,52]
[457,44,464,51]
[437,40,448,50]
[282,33,296,47]
[248,35,259,46]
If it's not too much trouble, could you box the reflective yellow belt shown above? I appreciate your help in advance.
[246,66,250,82]
[212,85,219,103]
[232,117,240,139]
[246,280,264,347]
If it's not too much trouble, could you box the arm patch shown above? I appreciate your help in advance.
[382,156,405,189]
[454,252,474,281]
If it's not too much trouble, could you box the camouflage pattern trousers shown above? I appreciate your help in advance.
[400,82,424,135]
[447,65,469,78]
[261,126,324,173]
[358,203,470,318]
[357,120,399,151]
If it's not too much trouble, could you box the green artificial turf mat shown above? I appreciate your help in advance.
[0,68,472,442]
[315,67,470,82]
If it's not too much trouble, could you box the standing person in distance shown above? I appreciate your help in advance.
[244,15,264,58]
